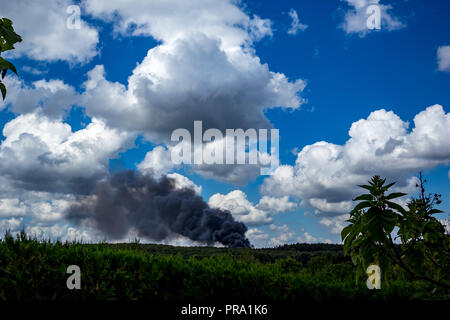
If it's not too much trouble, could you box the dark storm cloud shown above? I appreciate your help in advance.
[67,170,251,248]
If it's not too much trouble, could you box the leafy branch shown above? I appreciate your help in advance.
[342,174,450,290]
[0,17,22,100]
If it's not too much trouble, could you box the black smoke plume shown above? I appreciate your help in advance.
[67,170,251,248]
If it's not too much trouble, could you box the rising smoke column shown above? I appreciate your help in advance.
[67,170,251,248]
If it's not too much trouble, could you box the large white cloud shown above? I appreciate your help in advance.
[319,214,350,235]
[268,224,296,245]
[166,173,202,195]
[0,111,132,194]
[82,0,271,49]
[0,217,23,232]
[265,224,330,246]
[2,0,99,63]
[209,190,272,225]
[138,146,175,178]
[257,196,298,213]
[78,0,305,138]
[82,37,305,141]
[208,190,297,226]
[136,140,263,185]
[0,0,305,244]
[0,186,98,241]
[76,0,306,185]
[0,108,133,241]
[262,105,450,222]
[339,0,405,36]
[2,76,78,118]
[192,136,265,185]
[135,115,282,185]
[0,198,27,218]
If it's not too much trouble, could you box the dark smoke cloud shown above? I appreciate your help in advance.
[67,170,251,248]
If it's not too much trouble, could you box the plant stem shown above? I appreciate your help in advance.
[387,234,450,289]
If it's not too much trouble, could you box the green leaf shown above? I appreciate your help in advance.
[353,194,373,201]
[428,209,443,215]
[0,57,17,75]
[351,201,371,213]
[386,201,406,214]
[343,229,360,255]
[380,182,396,192]
[341,224,353,241]
[385,192,407,200]
[358,184,374,193]
[0,18,22,53]
[382,213,398,234]
[0,82,6,100]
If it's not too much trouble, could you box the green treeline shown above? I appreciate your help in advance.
[0,233,447,300]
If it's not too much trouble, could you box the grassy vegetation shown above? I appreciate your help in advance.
[0,232,447,301]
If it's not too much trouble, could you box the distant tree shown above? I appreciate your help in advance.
[0,17,21,100]
[342,174,449,289]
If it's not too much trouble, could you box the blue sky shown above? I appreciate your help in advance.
[0,0,449,246]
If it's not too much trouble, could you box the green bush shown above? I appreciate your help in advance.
[0,232,445,300]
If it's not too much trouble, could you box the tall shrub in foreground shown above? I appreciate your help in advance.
[342,174,449,289]
[0,17,21,100]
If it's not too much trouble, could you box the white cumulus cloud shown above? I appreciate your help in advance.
[138,146,176,178]
[209,190,272,226]
[167,173,202,195]
[2,76,78,118]
[262,105,450,226]
[0,111,132,194]
[76,0,306,185]
[3,0,99,63]
[209,190,297,226]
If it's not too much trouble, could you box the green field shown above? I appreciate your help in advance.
[0,232,447,300]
